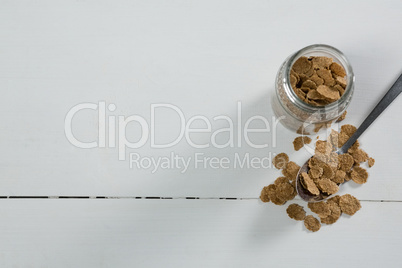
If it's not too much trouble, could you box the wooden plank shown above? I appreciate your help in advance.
[0,199,400,267]
[0,0,401,199]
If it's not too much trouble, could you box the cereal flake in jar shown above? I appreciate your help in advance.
[272,44,355,134]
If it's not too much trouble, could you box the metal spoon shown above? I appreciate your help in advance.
[296,73,402,202]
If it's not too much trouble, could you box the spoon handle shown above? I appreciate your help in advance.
[340,73,402,153]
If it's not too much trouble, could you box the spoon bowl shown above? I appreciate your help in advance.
[295,157,330,202]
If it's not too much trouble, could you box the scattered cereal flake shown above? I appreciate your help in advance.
[304,136,312,144]
[320,202,341,225]
[264,176,297,206]
[260,186,270,202]
[286,203,306,221]
[317,178,339,195]
[273,153,289,169]
[316,85,340,100]
[293,136,312,151]
[339,194,361,216]
[266,184,286,205]
[330,62,346,77]
[350,149,369,164]
[304,215,321,232]
[337,132,350,147]
[292,56,312,74]
[368,157,375,168]
[351,166,368,184]
[266,184,276,194]
[301,172,320,196]
[344,171,352,182]
[347,140,360,154]
[313,122,325,132]
[282,161,300,181]
[337,154,354,171]
[275,176,289,185]
[308,201,331,217]
[276,181,297,201]
[293,137,304,151]
[291,179,296,188]
[296,125,310,135]
[332,170,346,184]
[341,124,357,137]
[336,111,347,122]
[270,195,286,206]
[296,125,304,134]
[327,195,341,206]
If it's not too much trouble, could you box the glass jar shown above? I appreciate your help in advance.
[272,44,355,134]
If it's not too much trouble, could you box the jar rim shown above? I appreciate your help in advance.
[284,44,355,114]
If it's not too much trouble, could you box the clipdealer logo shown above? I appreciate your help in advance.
[64,101,285,173]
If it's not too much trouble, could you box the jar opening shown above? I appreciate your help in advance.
[284,44,355,114]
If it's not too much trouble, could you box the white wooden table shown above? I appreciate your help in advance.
[1,0,402,267]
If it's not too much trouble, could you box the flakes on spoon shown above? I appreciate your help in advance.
[309,165,323,180]
[260,123,373,232]
[301,172,320,195]
[317,178,339,195]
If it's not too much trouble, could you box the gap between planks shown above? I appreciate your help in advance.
[0,196,401,202]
